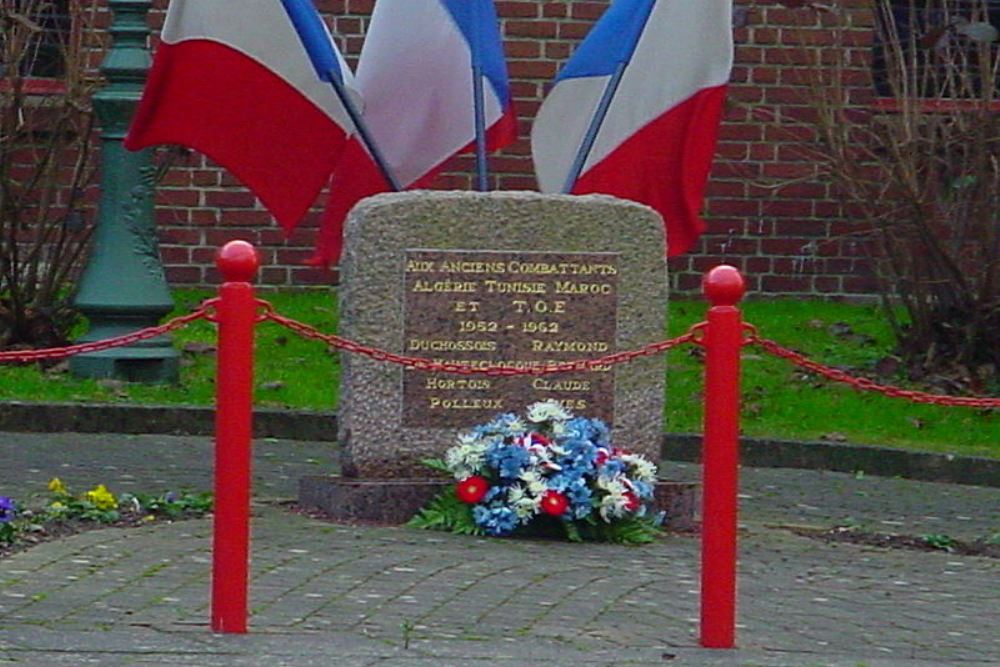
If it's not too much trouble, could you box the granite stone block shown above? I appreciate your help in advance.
[338,191,668,479]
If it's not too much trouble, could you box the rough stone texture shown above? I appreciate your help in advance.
[299,476,449,524]
[652,481,699,531]
[338,191,668,478]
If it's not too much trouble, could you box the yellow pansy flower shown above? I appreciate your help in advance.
[48,478,68,495]
[85,484,118,511]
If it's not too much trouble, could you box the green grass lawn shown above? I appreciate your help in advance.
[667,299,997,458]
[1,289,996,459]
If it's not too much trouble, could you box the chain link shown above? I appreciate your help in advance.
[0,306,214,364]
[746,327,1000,410]
[4,297,994,411]
[261,310,699,376]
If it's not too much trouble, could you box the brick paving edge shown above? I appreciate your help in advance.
[1,400,996,487]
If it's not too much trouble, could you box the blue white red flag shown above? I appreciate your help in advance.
[531,0,733,257]
[310,0,517,265]
[125,0,359,232]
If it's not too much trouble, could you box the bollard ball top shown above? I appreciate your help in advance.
[703,265,746,306]
[216,240,260,283]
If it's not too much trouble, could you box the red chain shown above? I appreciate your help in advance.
[0,304,215,364]
[746,325,1000,409]
[262,310,702,376]
[6,297,994,411]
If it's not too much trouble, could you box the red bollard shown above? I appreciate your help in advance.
[699,265,745,649]
[211,240,259,634]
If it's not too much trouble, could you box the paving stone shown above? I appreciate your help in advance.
[1,431,999,666]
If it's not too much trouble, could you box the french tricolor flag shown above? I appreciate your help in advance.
[310,0,517,266]
[125,0,359,233]
[532,0,733,257]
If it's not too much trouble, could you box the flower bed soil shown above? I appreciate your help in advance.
[0,511,210,561]
[792,526,1000,558]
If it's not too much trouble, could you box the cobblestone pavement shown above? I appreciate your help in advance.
[1,432,998,667]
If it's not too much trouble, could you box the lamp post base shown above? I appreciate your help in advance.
[69,328,179,384]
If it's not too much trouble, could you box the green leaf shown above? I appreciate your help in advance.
[574,515,662,545]
[562,520,583,543]
[419,458,452,476]
[407,487,483,536]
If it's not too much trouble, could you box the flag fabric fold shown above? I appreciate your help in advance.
[310,0,517,266]
[125,0,359,232]
[531,0,733,257]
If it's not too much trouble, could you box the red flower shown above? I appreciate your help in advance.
[623,491,640,512]
[456,476,489,504]
[530,432,551,446]
[540,490,569,516]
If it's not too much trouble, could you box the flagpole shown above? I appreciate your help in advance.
[471,0,489,191]
[472,66,489,191]
[560,0,658,194]
[560,61,627,194]
[326,74,402,192]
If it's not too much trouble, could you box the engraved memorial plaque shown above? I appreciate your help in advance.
[335,191,668,479]
[402,249,619,427]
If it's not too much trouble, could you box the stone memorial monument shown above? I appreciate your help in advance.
[299,191,697,527]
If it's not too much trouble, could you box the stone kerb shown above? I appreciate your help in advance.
[336,190,668,479]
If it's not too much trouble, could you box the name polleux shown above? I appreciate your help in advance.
[402,249,619,428]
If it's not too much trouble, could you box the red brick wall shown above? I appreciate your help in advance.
[142,0,879,295]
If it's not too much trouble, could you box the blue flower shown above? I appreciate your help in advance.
[563,417,609,447]
[558,437,597,471]
[480,413,525,437]
[565,480,593,519]
[548,468,585,492]
[486,442,531,479]
[631,480,654,500]
[599,459,626,478]
[473,505,519,536]
[588,419,611,447]
[482,485,507,504]
[0,496,16,523]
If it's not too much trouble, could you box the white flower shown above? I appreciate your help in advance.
[518,469,547,496]
[445,442,487,479]
[508,485,541,519]
[597,477,630,522]
[620,454,657,483]
[526,400,571,423]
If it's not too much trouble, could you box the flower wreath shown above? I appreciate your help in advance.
[409,400,663,544]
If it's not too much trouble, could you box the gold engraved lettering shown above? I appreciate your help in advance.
[530,340,610,354]
[510,299,567,315]
[411,279,478,293]
[408,339,498,352]
[482,279,548,294]
[521,321,560,334]
[505,260,619,276]
[437,260,507,274]
[452,301,480,313]
[428,397,504,410]
[405,260,435,273]
[531,378,591,392]
[426,377,492,391]
[457,320,499,333]
[553,280,613,295]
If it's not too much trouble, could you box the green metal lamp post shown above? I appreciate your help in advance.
[71,0,179,383]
